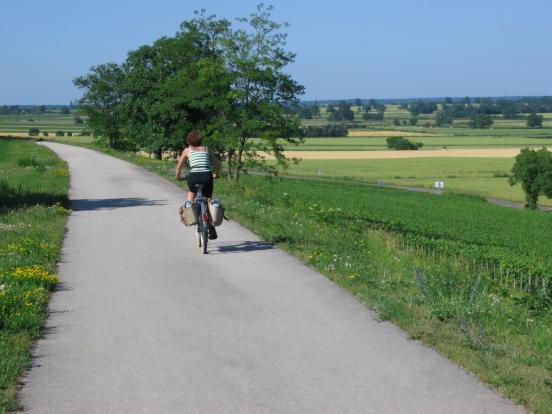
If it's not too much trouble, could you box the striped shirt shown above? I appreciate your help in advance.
[188,148,211,172]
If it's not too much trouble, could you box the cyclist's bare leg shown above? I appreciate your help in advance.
[187,191,195,201]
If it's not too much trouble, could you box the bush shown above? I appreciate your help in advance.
[55,131,65,136]
[67,131,73,137]
[409,117,418,126]
[80,130,90,136]
[28,128,40,136]
[392,117,401,126]
[42,131,49,137]
[386,136,423,150]
[74,117,84,125]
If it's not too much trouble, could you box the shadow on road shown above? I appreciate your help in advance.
[71,197,166,211]
[213,241,274,254]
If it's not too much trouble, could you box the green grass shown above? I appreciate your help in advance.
[0,113,85,133]
[0,138,70,413]
[274,157,552,207]
[90,146,552,413]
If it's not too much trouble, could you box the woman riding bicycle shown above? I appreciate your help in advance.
[175,130,221,239]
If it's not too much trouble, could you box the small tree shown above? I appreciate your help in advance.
[409,117,418,126]
[67,131,73,136]
[392,117,401,126]
[468,113,493,129]
[55,131,65,136]
[435,110,453,126]
[509,147,552,209]
[61,106,70,114]
[42,131,49,137]
[527,112,544,128]
[28,128,40,136]
[74,116,84,124]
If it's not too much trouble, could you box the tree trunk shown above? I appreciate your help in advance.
[153,149,162,160]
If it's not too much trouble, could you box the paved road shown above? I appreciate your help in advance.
[19,143,525,413]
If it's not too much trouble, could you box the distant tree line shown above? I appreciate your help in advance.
[73,5,304,180]
[301,124,348,137]
[0,105,71,115]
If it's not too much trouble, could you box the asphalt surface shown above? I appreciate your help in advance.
[19,143,525,413]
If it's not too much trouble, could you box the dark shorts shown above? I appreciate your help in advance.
[187,171,213,198]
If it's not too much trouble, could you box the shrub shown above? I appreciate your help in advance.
[80,130,90,136]
[386,136,423,150]
[74,117,84,125]
[67,131,73,136]
[28,128,40,136]
[42,131,49,137]
[55,131,65,136]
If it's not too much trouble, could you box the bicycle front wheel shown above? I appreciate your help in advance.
[201,231,208,254]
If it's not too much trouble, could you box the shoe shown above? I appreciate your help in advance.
[208,225,218,240]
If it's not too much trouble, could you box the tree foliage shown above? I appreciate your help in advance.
[527,112,544,128]
[74,5,304,179]
[468,113,493,129]
[386,137,423,150]
[510,148,552,209]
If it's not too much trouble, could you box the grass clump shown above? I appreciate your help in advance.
[0,138,69,413]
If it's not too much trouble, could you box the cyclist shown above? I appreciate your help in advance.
[175,130,221,239]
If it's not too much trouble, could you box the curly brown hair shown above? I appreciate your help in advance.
[186,130,203,147]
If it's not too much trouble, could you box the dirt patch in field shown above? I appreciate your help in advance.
[347,130,432,137]
[269,148,547,160]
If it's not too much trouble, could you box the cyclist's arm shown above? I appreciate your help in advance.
[175,148,188,180]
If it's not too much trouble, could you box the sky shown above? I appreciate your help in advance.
[1,0,551,104]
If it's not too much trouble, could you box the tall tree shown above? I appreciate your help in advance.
[527,112,544,128]
[510,148,552,209]
[221,4,304,179]
[74,63,130,149]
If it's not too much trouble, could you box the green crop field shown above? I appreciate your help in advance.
[0,138,69,413]
[0,113,85,133]
[273,157,552,206]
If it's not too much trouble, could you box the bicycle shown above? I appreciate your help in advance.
[194,184,210,254]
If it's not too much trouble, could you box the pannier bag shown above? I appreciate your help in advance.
[209,199,225,226]
[179,201,198,226]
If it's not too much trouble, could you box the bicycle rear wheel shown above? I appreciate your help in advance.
[197,229,202,247]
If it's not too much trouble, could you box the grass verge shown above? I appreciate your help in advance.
[0,138,70,413]
[86,145,552,413]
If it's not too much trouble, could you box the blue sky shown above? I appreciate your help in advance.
[1,0,551,104]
